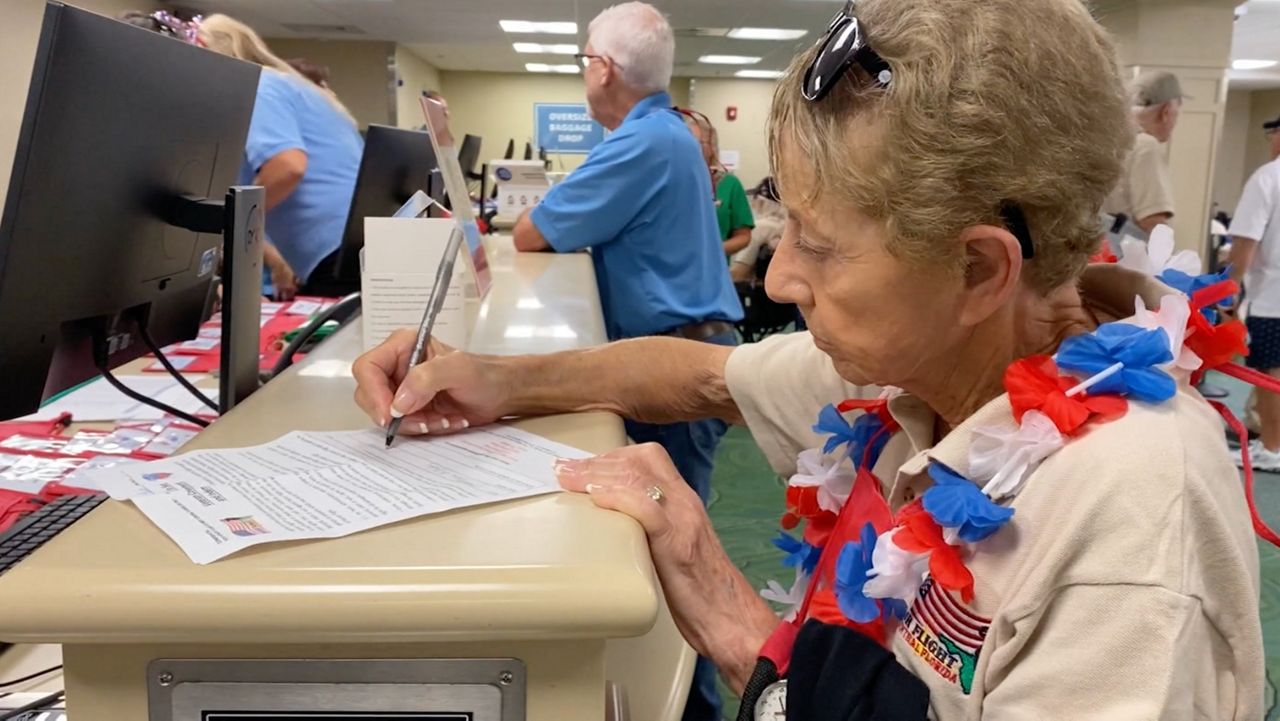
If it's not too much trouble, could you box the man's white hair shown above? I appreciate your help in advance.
[588,2,674,94]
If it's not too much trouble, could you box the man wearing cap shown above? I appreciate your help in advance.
[1103,71,1187,238]
[1229,116,1280,470]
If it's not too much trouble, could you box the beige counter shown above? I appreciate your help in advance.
[0,237,693,720]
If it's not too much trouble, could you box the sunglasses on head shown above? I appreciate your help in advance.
[801,1,1035,259]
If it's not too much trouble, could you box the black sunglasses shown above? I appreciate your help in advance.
[802,2,1035,259]
[802,1,892,102]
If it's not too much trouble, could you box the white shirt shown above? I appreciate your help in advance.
[1232,157,1280,317]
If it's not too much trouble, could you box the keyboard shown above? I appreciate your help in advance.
[0,493,106,577]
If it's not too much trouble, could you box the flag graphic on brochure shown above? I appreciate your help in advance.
[221,516,269,537]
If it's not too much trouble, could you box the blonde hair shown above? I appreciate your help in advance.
[198,14,357,127]
[768,0,1132,293]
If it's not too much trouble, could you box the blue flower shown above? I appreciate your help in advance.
[922,463,1015,544]
[1055,322,1176,403]
[835,522,881,624]
[1158,267,1232,323]
[774,531,821,574]
[812,404,890,464]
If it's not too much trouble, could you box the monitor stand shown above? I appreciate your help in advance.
[168,187,264,415]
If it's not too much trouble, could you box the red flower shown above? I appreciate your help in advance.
[782,484,839,545]
[1005,355,1128,435]
[1185,316,1248,370]
[891,501,975,602]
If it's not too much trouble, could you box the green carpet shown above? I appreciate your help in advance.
[704,371,1280,719]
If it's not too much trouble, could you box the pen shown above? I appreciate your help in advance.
[386,224,466,448]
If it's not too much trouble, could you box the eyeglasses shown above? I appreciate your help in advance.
[802,0,892,102]
[574,53,623,71]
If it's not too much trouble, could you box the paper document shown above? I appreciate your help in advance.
[77,426,592,564]
[19,375,217,422]
[361,216,471,351]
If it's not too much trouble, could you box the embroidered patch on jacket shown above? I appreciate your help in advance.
[898,577,992,695]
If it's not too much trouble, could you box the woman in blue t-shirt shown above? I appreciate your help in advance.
[197,14,364,299]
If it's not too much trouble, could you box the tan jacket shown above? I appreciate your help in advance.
[725,265,1262,719]
[1103,132,1176,224]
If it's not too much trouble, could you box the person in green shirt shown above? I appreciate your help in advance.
[682,111,754,254]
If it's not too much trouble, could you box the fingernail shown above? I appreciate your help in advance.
[389,407,405,419]
[391,391,412,416]
[419,422,430,435]
[440,418,451,430]
[459,419,470,429]
[585,483,602,494]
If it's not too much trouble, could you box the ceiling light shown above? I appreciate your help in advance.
[699,54,762,65]
[513,42,579,55]
[500,20,578,35]
[1233,59,1279,70]
[525,63,580,74]
[726,28,808,40]
[735,69,785,79]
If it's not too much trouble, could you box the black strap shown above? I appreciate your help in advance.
[736,657,780,721]
[1110,212,1129,235]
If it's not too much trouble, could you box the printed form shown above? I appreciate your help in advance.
[77,426,592,563]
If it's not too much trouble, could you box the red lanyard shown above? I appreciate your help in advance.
[760,420,898,676]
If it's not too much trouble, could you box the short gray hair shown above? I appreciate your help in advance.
[588,2,674,94]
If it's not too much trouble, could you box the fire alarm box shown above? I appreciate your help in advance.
[726,106,738,122]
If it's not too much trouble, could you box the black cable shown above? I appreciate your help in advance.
[269,292,362,379]
[96,366,208,428]
[0,665,61,690]
[0,689,62,720]
[135,319,218,412]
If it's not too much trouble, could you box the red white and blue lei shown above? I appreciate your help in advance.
[761,226,1251,632]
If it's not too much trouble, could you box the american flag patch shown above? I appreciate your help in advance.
[898,577,992,695]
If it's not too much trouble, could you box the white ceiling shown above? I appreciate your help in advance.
[177,0,851,78]
[1229,0,1280,90]
[178,0,1280,86]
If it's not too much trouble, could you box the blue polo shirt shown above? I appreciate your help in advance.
[238,69,363,283]
[530,92,743,340]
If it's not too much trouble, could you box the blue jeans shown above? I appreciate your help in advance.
[624,328,735,721]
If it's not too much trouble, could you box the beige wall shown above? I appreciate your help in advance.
[1213,89,1254,214]
[439,71,692,172]
[394,47,442,129]
[266,38,395,129]
[688,78,776,188]
[0,0,160,202]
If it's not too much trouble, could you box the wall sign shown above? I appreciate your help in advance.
[533,103,606,155]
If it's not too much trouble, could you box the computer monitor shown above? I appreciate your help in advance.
[330,124,440,291]
[459,134,482,180]
[0,2,260,420]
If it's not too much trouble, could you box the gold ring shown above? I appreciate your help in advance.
[645,485,665,503]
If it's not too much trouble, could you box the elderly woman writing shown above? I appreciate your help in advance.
[354,0,1263,716]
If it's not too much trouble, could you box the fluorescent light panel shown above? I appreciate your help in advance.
[735,69,785,79]
[513,42,579,55]
[1233,59,1279,70]
[699,54,762,65]
[500,20,578,35]
[727,27,807,40]
[525,62,580,74]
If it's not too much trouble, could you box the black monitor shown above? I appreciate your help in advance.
[329,124,440,291]
[0,2,261,420]
[459,134,482,181]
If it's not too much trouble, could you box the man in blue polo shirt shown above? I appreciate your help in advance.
[512,4,741,718]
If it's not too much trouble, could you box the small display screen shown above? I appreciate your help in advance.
[204,714,471,720]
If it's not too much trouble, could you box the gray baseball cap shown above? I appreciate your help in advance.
[1132,71,1190,107]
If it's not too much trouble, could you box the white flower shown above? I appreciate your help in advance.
[863,530,929,603]
[788,448,856,514]
[760,568,810,621]
[1117,225,1201,277]
[1130,294,1202,371]
[970,410,1065,500]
